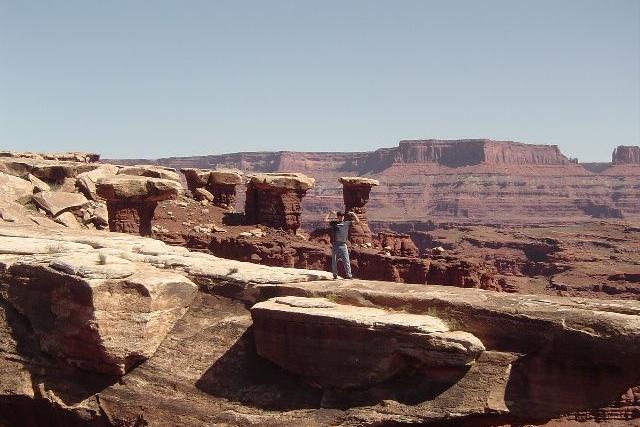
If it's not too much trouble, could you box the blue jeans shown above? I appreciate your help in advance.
[331,243,352,278]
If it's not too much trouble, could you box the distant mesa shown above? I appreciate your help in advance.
[613,145,640,164]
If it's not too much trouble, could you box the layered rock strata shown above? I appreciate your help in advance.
[120,140,640,222]
[96,176,182,236]
[613,145,640,164]
[245,173,315,232]
[339,176,379,244]
[252,296,484,388]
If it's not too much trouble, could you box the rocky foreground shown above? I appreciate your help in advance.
[1,223,640,426]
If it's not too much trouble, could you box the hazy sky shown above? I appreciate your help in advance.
[1,0,638,161]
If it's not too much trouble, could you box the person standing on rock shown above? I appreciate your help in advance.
[325,210,360,279]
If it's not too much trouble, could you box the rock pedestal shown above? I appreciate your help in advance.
[339,177,379,244]
[96,176,181,236]
[208,170,243,208]
[245,173,315,232]
[180,168,211,194]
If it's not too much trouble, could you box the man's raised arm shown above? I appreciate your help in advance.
[324,211,335,222]
[348,212,360,224]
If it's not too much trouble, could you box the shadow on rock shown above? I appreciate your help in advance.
[195,328,323,410]
[0,299,118,426]
[505,341,640,420]
[320,363,470,409]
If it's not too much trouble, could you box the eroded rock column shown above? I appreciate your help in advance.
[207,170,243,209]
[180,168,211,194]
[97,176,181,236]
[245,173,315,232]
[339,176,379,244]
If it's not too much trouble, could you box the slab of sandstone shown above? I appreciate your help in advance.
[338,176,380,186]
[1,244,198,376]
[248,172,315,191]
[209,169,243,185]
[96,175,182,202]
[0,172,34,204]
[252,296,484,388]
[76,164,119,200]
[32,190,88,216]
[118,165,181,182]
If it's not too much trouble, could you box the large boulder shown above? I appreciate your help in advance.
[0,242,198,376]
[251,296,484,388]
[32,191,88,216]
[96,176,182,202]
[118,165,181,182]
[0,172,35,204]
[76,164,119,200]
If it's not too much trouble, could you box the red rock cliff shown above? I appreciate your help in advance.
[613,145,640,164]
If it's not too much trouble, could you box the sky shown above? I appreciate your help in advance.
[0,0,638,161]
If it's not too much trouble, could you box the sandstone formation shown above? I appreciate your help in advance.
[208,169,243,208]
[0,171,35,204]
[0,150,99,163]
[32,191,89,216]
[118,165,181,182]
[252,296,484,388]
[613,145,640,164]
[378,231,420,257]
[245,173,315,232]
[76,164,119,200]
[339,176,379,244]
[181,168,243,208]
[96,176,182,236]
[0,222,639,426]
[119,140,640,223]
[180,168,211,193]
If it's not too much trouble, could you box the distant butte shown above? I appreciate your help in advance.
[108,140,640,223]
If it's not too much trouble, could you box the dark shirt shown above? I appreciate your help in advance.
[329,220,352,244]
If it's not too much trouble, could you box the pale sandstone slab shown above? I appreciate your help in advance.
[248,172,315,190]
[118,165,181,182]
[32,191,88,216]
[76,164,119,200]
[251,296,484,388]
[0,172,34,204]
[96,176,182,202]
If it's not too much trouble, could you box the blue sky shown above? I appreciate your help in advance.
[1,0,638,161]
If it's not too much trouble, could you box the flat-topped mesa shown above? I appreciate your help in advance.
[613,145,640,164]
[251,296,485,388]
[339,176,379,244]
[389,139,573,167]
[245,173,315,232]
[207,169,243,208]
[96,176,182,236]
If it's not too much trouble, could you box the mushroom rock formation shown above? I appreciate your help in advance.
[251,296,484,388]
[96,176,182,236]
[76,164,119,200]
[207,169,243,208]
[118,165,181,182]
[180,168,211,194]
[339,176,379,244]
[245,173,315,232]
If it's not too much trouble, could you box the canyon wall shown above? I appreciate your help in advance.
[110,140,640,224]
